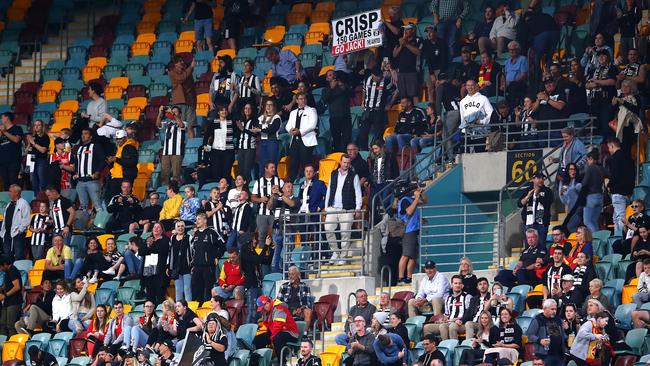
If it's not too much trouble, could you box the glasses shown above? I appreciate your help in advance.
[632,205,639,208]
[552,233,562,236]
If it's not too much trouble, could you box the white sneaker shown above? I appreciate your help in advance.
[114,276,121,281]
[328,252,339,264]
[336,260,347,265]
[89,275,98,284]
[102,268,116,275]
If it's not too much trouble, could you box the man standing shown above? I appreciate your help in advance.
[0,256,22,336]
[45,186,75,242]
[228,190,254,250]
[169,55,197,135]
[191,213,225,303]
[519,172,554,243]
[606,138,635,237]
[252,162,284,243]
[407,261,451,316]
[322,70,352,152]
[106,129,138,199]
[0,112,23,190]
[106,181,142,232]
[385,97,428,153]
[423,275,473,339]
[298,339,322,366]
[182,0,213,52]
[73,127,105,214]
[422,25,447,104]
[286,93,318,181]
[240,234,274,323]
[269,182,299,273]
[266,47,304,86]
[533,77,568,145]
[435,72,461,159]
[0,184,30,260]
[345,316,376,366]
[279,266,313,331]
[298,164,326,243]
[430,0,469,60]
[526,299,567,366]
[324,154,362,265]
[393,23,423,104]
[357,68,395,151]
[459,79,493,153]
[156,105,187,186]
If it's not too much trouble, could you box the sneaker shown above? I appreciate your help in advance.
[89,275,98,284]
[336,260,347,265]
[102,267,116,275]
[404,277,412,284]
[396,278,407,286]
[114,276,121,281]
[328,252,339,264]
[19,327,32,336]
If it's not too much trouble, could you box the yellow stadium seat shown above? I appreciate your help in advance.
[282,45,301,56]
[197,93,210,105]
[324,345,346,355]
[87,282,97,294]
[51,110,73,132]
[187,301,200,311]
[262,77,271,94]
[42,80,62,93]
[175,39,195,53]
[178,30,195,42]
[2,341,23,361]
[315,2,335,13]
[196,307,212,320]
[104,86,124,101]
[58,100,79,113]
[263,26,286,43]
[127,96,147,110]
[27,269,43,287]
[216,48,236,59]
[201,300,211,308]
[319,158,338,187]
[319,352,340,366]
[310,11,330,24]
[34,259,45,270]
[109,77,130,89]
[319,65,334,76]
[82,66,103,82]
[383,126,395,139]
[623,278,638,304]
[131,42,152,56]
[231,160,238,178]
[325,152,344,162]
[292,3,312,15]
[287,13,308,26]
[211,58,220,72]
[109,304,133,319]
[37,89,57,103]
[277,156,289,180]
[121,106,142,121]
[133,178,147,200]
[87,57,108,69]
[136,32,157,45]
[309,22,330,35]
[401,17,418,25]
[196,103,210,117]
[97,234,115,251]
[137,22,157,34]
[9,334,29,345]
[305,32,325,45]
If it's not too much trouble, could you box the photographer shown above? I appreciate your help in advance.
[396,182,428,285]
[156,105,187,187]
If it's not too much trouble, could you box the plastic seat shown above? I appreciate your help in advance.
[108,76,129,89]
[94,288,116,306]
[263,25,285,43]
[59,100,79,113]
[178,30,195,41]
[46,339,67,357]
[253,348,273,366]
[175,39,194,53]
[616,328,647,356]
[2,341,22,361]
[614,303,637,330]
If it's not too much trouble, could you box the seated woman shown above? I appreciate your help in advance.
[80,237,110,284]
[614,199,650,257]
[146,299,176,353]
[581,279,610,314]
[199,314,229,366]
[85,304,109,356]
[459,310,493,366]
[626,224,650,282]
[572,252,597,299]
[209,296,230,320]
[101,237,126,280]
[69,276,94,335]
[173,300,203,353]
[484,308,522,365]
[123,300,158,353]
[566,226,594,270]
[459,257,478,296]
[387,313,409,347]
[50,280,72,334]
[484,282,514,325]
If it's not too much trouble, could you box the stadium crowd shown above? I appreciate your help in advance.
[1,0,650,365]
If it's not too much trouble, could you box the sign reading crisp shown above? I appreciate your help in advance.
[331,9,383,56]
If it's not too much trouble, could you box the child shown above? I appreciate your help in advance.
[102,237,126,280]
[59,128,72,152]
[29,201,50,259]
[633,258,650,307]
[49,137,73,190]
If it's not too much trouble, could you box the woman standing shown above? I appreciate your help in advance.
[611,79,642,154]
[69,276,94,335]
[459,310,494,366]
[235,103,258,183]
[26,119,50,192]
[580,150,605,234]
[572,252,597,299]
[168,220,193,302]
[85,304,109,356]
[484,307,522,364]
[204,106,235,183]
[570,311,610,366]
[140,222,170,305]
[236,60,261,111]
[459,257,478,297]
[559,163,582,218]
[255,99,281,174]
[123,300,158,352]
[226,175,246,210]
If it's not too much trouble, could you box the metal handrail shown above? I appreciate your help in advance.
[379,264,392,298]
[312,319,327,351]
[346,292,356,317]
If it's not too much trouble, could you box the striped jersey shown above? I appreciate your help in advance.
[253,176,284,216]
[162,118,187,156]
[30,213,49,246]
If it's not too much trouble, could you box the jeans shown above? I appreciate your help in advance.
[31,158,48,192]
[123,325,150,350]
[258,140,279,176]
[65,259,84,280]
[3,233,25,260]
[531,30,559,86]
[436,19,459,60]
[385,134,412,152]
[246,287,262,323]
[76,180,102,212]
[334,333,349,347]
[123,250,142,274]
[611,194,628,237]
[271,229,296,273]
[68,314,89,335]
[214,285,245,300]
[584,193,604,234]
[174,273,192,301]
[410,136,436,150]
[226,231,241,250]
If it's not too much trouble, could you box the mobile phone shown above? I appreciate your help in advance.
[494,288,502,296]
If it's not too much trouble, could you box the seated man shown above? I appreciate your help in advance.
[335,289,377,346]
[298,339,322,366]
[414,334,446,366]
[278,266,313,332]
[373,334,409,366]
[633,259,650,307]
[408,261,450,317]
[384,97,428,152]
[554,274,584,310]
[213,248,245,300]
[345,315,376,366]
[15,279,54,335]
[422,275,473,340]
[495,228,547,287]
[43,234,80,281]
[129,191,162,234]
[27,345,59,366]
[106,180,142,232]
[253,296,299,361]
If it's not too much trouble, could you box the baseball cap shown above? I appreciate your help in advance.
[54,137,66,145]
[424,260,436,269]
[402,22,416,30]
[257,295,271,312]
[532,171,545,178]
[115,129,127,139]
[437,72,448,80]
[160,339,174,350]
[425,25,437,32]
[561,274,575,282]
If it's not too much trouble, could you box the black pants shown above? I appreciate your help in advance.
[210,149,235,182]
[288,141,313,182]
[459,348,484,366]
[357,110,386,151]
[253,331,298,360]
[142,274,166,304]
[83,252,111,274]
[237,148,256,183]
[0,160,19,191]
[330,115,352,152]
[591,98,615,137]
[192,266,215,303]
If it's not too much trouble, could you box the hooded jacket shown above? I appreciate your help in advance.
[260,299,299,340]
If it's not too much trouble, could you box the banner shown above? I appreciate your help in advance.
[506,150,542,184]
[331,9,383,56]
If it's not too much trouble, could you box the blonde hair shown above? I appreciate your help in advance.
[459,257,474,275]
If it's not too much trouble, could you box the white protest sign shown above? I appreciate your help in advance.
[331,9,383,56]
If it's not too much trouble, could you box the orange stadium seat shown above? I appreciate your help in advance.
[178,31,195,42]
[131,42,152,56]
[41,80,62,93]
[216,48,236,59]
[315,2,335,13]
[309,22,330,35]
[109,76,130,89]
[282,45,301,56]
[137,22,157,34]
[58,100,79,113]
[37,89,57,103]
[264,26,286,43]
[319,158,338,187]
[287,13,308,26]
[105,86,124,101]
[310,12,331,23]
[305,32,325,45]
[127,97,147,110]
[82,66,102,82]
[122,106,142,121]
[51,110,73,132]
[141,12,161,24]
[175,39,194,54]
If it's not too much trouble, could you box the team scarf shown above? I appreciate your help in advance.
[478,62,494,88]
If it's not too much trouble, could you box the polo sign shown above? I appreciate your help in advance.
[332,9,383,56]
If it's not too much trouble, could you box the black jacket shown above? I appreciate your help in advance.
[168,234,192,278]
[606,149,635,196]
[116,144,138,181]
[518,185,554,226]
[388,323,410,348]
[191,228,224,268]
[240,244,273,288]
[139,236,170,277]
[34,290,55,315]
[367,153,399,185]
[107,194,142,224]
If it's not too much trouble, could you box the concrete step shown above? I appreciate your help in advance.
[320,263,361,270]
[307,271,356,279]
[374,285,415,293]
[331,322,344,332]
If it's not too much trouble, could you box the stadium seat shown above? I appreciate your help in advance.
[616,328,647,356]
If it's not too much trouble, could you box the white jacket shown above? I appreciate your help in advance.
[459,92,493,136]
[52,293,72,322]
[416,271,451,302]
[0,197,30,238]
[286,105,318,147]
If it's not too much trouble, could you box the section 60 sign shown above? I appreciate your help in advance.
[506,150,542,184]
[332,10,383,56]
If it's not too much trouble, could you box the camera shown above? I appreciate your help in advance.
[393,180,424,198]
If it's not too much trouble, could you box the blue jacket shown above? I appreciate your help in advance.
[373,333,409,365]
[299,179,327,213]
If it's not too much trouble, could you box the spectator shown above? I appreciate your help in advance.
[68,276,93,335]
[78,237,108,284]
[324,154,362,264]
[430,0,469,60]
[102,300,133,354]
[572,253,597,299]
[173,300,203,353]
[533,77,569,145]
[286,92,318,181]
[146,299,176,352]
[180,185,201,224]
[581,34,613,78]
[489,101,512,151]
[253,296,299,361]
[121,236,142,279]
[385,97,428,153]
[84,305,109,356]
[168,220,192,302]
[555,274,584,311]
[410,104,441,151]
[495,228,547,287]
[367,140,399,222]
[156,105,187,186]
[484,307,522,365]
[106,181,142,232]
[159,182,183,230]
[566,59,589,115]
[605,138,635,236]
[617,0,641,64]
[26,119,50,192]
[633,259,650,307]
[459,310,493,366]
[335,289,378,346]
[562,303,581,346]
[415,334,445,366]
[581,150,606,233]
[347,143,370,186]
[205,187,231,237]
[298,164,326,243]
[434,72,461,158]
[49,137,73,192]
[459,79,493,153]
[485,282,514,323]
[43,234,76,281]
[357,68,395,151]
[503,41,528,106]
[80,82,107,129]
[407,260,451,316]
[512,96,540,149]
[459,257,478,297]
[141,223,170,305]
[612,80,643,155]
[73,128,105,214]
[519,172,553,242]
[158,339,179,365]
[627,224,650,280]
[478,52,502,98]
[15,278,53,335]
[235,103,258,183]
[221,0,247,50]
[553,126,587,181]
[422,26,447,104]
[269,182,299,273]
[471,277,491,323]
[182,0,213,51]
[393,23,422,104]
[614,199,649,257]
[374,293,394,326]
[129,192,162,234]
[473,6,495,54]
[0,112,23,190]
[617,49,646,93]
[227,190,254,249]
[547,62,572,94]
[387,313,409,347]
[191,213,225,303]
[269,78,294,121]
[581,278,609,314]
[489,2,519,55]
[380,6,403,65]
[241,234,274,323]
[278,266,313,331]
[423,275,473,340]
[28,201,49,260]
[0,184,30,260]
[522,8,559,85]
[0,256,22,336]
[559,163,582,219]
[266,47,304,85]
[102,238,126,280]
[227,175,246,210]
[322,70,352,152]
[235,60,261,112]
[169,55,197,134]
[297,339,320,366]
[586,50,617,137]
[569,311,610,366]
[203,105,235,183]
[209,55,239,114]
[527,299,567,365]
[28,345,58,366]
[256,99,282,173]
[106,129,138,199]
[542,248,572,301]
[345,315,376,366]
[373,333,409,366]
[214,248,245,300]
[123,300,158,353]
[208,295,229,320]
[546,225,572,261]
[452,47,480,97]
[94,113,124,142]
[295,81,317,108]
[396,184,427,285]
[566,226,595,270]
[252,161,283,241]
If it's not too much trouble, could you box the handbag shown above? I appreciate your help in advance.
[142,253,159,277]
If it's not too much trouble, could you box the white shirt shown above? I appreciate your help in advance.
[416,271,451,302]
[86,97,107,126]
[299,180,312,213]
[97,118,124,138]
[227,188,242,209]
[459,91,493,136]
[52,293,72,321]
[212,119,228,150]
[325,169,362,210]
[638,272,650,293]
[489,10,519,40]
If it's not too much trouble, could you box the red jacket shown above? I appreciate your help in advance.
[218,260,246,286]
[261,300,299,340]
